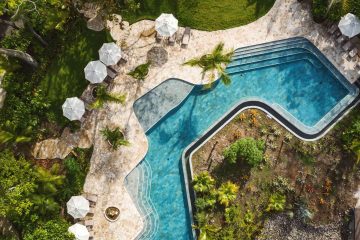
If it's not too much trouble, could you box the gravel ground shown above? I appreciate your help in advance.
[257,213,342,240]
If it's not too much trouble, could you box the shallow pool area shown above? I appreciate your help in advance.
[125,37,359,240]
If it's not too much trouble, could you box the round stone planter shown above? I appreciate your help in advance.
[104,206,120,222]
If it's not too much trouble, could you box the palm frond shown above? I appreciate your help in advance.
[183,58,202,67]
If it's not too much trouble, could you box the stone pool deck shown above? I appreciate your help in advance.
[80,0,360,239]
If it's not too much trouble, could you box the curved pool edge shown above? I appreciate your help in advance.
[181,89,360,239]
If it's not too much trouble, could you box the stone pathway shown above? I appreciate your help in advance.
[34,0,360,239]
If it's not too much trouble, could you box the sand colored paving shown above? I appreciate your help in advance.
[80,0,360,239]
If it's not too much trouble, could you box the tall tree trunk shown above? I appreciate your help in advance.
[25,21,48,46]
[0,48,38,68]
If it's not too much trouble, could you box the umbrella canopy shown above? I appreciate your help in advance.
[68,223,90,240]
[62,97,85,121]
[155,13,178,37]
[99,43,122,66]
[338,13,360,38]
[66,196,90,218]
[84,60,107,84]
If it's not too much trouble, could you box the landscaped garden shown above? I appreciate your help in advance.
[120,0,276,30]
[191,108,360,239]
[1,0,360,239]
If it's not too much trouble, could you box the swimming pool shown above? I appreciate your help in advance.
[125,37,359,240]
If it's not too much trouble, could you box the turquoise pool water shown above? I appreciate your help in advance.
[125,38,359,239]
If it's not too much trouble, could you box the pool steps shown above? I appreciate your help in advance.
[125,37,358,240]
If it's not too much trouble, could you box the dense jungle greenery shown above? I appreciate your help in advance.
[311,0,360,22]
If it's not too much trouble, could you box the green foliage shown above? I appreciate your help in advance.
[311,0,360,22]
[121,0,275,31]
[223,137,264,166]
[127,62,150,81]
[270,176,294,194]
[0,151,37,224]
[0,29,32,52]
[223,205,262,240]
[217,181,239,207]
[311,0,328,22]
[60,148,92,201]
[195,193,217,211]
[342,115,360,162]
[23,219,73,240]
[183,42,234,87]
[193,172,215,194]
[101,126,130,150]
[266,193,286,212]
[91,85,126,109]
[2,0,71,34]
[193,212,219,240]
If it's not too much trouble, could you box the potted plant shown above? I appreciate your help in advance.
[90,85,126,109]
[101,126,130,150]
[127,62,151,81]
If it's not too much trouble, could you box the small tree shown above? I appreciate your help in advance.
[91,85,126,109]
[127,62,151,81]
[183,42,234,88]
[101,126,130,150]
[223,137,264,166]
[217,181,239,207]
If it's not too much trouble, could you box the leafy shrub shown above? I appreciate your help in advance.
[195,193,217,211]
[266,193,286,212]
[193,172,215,194]
[23,219,73,240]
[223,137,264,166]
[217,181,239,207]
[311,0,328,22]
[0,29,33,52]
[342,116,360,162]
[60,148,92,201]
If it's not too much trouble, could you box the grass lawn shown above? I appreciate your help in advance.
[121,0,275,31]
[40,22,112,122]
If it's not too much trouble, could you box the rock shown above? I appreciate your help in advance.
[33,138,74,159]
[79,2,101,19]
[121,21,130,30]
[87,14,105,32]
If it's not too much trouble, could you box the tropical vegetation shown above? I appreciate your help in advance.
[311,0,360,22]
[91,85,126,109]
[223,137,265,166]
[183,42,234,88]
[127,62,151,81]
[101,126,130,150]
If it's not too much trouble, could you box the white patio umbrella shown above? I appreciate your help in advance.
[84,60,107,84]
[68,223,90,240]
[62,97,85,121]
[338,13,360,38]
[99,42,122,66]
[66,195,90,219]
[155,13,178,37]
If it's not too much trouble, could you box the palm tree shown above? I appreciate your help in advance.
[217,181,239,207]
[183,42,234,88]
[193,172,215,194]
[91,85,126,109]
[101,126,130,150]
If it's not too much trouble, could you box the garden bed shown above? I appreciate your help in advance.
[191,108,360,239]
